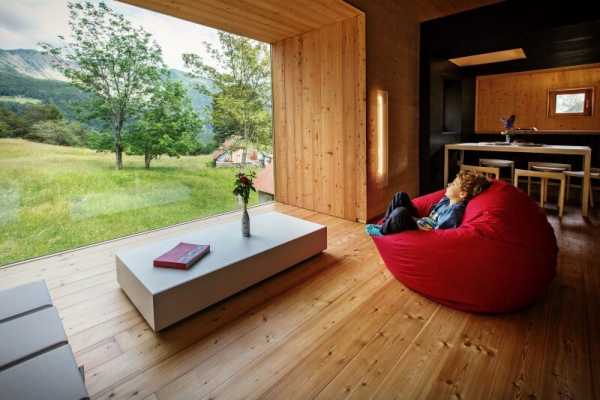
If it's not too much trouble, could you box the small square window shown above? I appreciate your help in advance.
[548,87,594,117]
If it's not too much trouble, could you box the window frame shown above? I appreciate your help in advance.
[547,87,594,117]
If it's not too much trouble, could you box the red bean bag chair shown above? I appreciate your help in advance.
[372,180,557,313]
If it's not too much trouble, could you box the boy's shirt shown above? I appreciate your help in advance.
[416,196,466,230]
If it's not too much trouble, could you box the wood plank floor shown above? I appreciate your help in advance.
[1,202,598,400]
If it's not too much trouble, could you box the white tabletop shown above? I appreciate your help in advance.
[446,142,591,154]
[116,211,326,295]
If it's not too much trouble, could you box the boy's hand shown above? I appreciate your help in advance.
[418,224,433,231]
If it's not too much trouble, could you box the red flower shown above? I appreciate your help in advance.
[240,176,250,185]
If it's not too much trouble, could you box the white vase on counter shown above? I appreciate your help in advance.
[242,202,250,237]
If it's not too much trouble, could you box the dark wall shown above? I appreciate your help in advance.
[346,0,421,219]
[420,1,600,194]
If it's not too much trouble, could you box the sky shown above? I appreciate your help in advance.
[0,0,221,70]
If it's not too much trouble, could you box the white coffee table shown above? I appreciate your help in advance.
[116,211,327,331]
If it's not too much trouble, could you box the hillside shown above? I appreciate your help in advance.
[168,68,212,114]
[0,49,67,81]
[0,49,213,136]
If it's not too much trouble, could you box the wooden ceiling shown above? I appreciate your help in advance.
[119,0,361,43]
[417,0,504,22]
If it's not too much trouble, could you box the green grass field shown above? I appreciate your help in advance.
[0,139,260,266]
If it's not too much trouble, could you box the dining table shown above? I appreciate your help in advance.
[444,142,593,217]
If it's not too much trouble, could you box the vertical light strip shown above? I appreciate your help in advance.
[376,90,389,186]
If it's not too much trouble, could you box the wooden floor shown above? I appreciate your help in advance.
[1,202,598,400]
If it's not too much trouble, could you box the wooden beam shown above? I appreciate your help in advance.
[118,0,361,43]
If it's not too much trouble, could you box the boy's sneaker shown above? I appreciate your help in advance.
[365,224,383,237]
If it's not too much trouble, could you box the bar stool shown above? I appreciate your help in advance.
[479,158,515,182]
[527,162,571,204]
[515,169,566,217]
[460,164,500,180]
[564,167,600,208]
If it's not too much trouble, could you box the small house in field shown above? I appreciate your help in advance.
[211,138,272,167]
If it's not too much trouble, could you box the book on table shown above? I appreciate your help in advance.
[153,242,210,270]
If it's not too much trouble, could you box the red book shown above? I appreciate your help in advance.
[153,242,210,270]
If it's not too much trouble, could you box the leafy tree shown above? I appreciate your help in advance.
[22,103,63,125]
[0,105,27,137]
[127,80,201,169]
[0,103,65,138]
[183,32,272,165]
[188,138,218,155]
[41,1,167,169]
[0,121,10,138]
[86,130,114,151]
[25,120,90,147]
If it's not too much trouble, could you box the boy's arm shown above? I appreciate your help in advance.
[435,204,465,230]
[416,217,434,231]
[412,190,447,217]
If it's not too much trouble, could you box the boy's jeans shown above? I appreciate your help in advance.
[381,192,418,235]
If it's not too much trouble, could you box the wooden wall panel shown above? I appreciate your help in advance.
[476,64,600,133]
[272,15,367,222]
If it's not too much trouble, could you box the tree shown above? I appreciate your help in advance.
[0,121,10,138]
[86,130,114,151]
[0,105,27,137]
[41,1,166,169]
[25,120,90,147]
[127,80,202,169]
[22,103,63,126]
[183,32,272,165]
[0,102,64,138]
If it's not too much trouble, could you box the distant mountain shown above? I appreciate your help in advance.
[0,48,213,139]
[0,49,67,81]
[168,68,211,116]
[0,49,89,122]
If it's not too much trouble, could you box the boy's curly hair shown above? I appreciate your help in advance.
[456,170,491,199]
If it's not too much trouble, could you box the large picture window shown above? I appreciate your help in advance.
[0,1,273,267]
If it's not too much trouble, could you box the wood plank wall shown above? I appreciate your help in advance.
[476,63,600,133]
[272,15,367,222]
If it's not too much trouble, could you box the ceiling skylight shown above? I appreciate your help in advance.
[449,48,526,67]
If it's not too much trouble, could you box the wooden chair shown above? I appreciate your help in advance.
[515,169,565,217]
[460,164,500,180]
[527,162,571,204]
[564,167,600,208]
[479,158,515,182]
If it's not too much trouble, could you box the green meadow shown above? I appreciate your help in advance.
[0,139,259,266]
